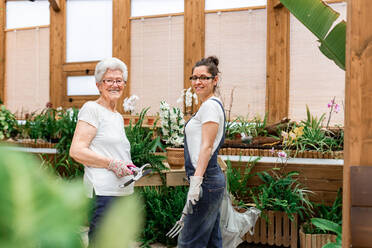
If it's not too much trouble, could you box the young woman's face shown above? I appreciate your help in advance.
[96,69,125,102]
[191,65,217,100]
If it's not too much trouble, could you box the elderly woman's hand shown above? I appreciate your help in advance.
[108,159,134,178]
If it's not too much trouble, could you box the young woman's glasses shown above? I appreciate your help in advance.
[189,75,214,82]
[102,79,125,86]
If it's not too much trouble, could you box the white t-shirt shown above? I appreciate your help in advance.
[185,97,225,169]
[78,101,134,197]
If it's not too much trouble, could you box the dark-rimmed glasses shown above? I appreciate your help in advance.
[189,75,214,82]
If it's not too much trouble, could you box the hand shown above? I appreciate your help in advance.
[185,176,203,214]
[127,164,140,175]
[108,159,133,178]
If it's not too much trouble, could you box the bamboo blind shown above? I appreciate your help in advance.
[5,27,50,116]
[130,16,184,115]
[289,3,346,126]
[205,9,267,119]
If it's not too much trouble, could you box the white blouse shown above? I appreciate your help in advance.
[78,101,134,197]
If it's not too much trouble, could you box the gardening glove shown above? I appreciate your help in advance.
[108,159,133,178]
[127,164,140,175]
[185,176,203,214]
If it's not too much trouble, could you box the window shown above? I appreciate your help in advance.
[6,0,49,30]
[131,0,184,17]
[66,0,112,62]
[205,0,266,11]
[67,76,99,96]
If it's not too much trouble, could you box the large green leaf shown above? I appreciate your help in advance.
[280,0,346,70]
[311,218,342,236]
[319,21,346,70]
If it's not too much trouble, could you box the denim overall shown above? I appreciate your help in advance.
[178,98,226,248]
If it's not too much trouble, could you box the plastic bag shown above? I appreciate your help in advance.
[219,189,261,248]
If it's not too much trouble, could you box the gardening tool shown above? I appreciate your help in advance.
[166,203,189,238]
[118,163,152,188]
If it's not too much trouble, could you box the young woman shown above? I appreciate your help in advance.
[178,56,226,248]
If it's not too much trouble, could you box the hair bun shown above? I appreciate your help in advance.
[206,56,219,67]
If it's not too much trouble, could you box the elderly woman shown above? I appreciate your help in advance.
[70,57,137,244]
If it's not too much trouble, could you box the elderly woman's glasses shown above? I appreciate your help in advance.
[189,75,214,82]
[102,79,125,86]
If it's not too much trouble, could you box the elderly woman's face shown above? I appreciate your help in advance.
[96,69,125,102]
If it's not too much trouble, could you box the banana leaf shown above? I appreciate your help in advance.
[280,0,346,70]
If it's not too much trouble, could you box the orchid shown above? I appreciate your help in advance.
[123,95,140,114]
[177,87,198,114]
[326,97,342,128]
[159,101,184,147]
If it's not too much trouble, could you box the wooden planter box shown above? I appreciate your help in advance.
[244,210,298,248]
[299,227,336,248]
[219,147,343,159]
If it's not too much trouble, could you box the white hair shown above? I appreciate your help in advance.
[95,57,128,83]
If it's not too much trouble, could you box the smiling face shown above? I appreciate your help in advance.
[96,69,125,103]
[191,65,218,102]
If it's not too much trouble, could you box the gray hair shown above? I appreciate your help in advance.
[95,57,128,83]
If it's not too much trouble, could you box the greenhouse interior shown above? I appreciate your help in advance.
[0,0,371,247]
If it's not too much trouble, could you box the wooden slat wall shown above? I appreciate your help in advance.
[266,0,290,123]
[184,0,205,100]
[113,0,131,113]
[0,0,5,104]
[230,161,343,205]
[49,0,65,108]
[344,0,372,247]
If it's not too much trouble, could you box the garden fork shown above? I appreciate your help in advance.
[166,203,189,238]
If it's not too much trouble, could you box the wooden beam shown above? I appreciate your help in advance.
[266,0,290,124]
[49,0,65,108]
[48,0,60,12]
[344,0,372,247]
[0,0,5,104]
[184,0,205,104]
[113,0,131,113]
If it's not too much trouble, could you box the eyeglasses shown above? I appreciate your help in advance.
[102,79,126,86]
[189,75,214,82]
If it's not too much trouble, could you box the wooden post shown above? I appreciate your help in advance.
[184,0,205,112]
[113,0,131,113]
[49,0,65,108]
[344,0,372,247]
[0,0,5,104]
[266,0,290,123]
[48,0,60,12]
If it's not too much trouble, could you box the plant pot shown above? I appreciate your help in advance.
[124,117,130,125]
[245,210,298,248]
[299,226,336,248]
[166,147,184,169]
[147,117,155,126]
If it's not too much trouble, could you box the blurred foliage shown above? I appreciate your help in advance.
[137,186,187,247]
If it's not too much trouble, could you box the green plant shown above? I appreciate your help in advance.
[0,147,88,248]
[252,168,313,221]
[311,218,342,248]
[250,113,268,137]
[225,118,240,140]
[137,186,188,247]
[226,158,259,204]
[27,106,61,142]
[280,0,346,70]
[0,105,18,140]
[125,107,167,178]
[303,189,342,235]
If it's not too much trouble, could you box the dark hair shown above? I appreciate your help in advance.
[192,56,220,77]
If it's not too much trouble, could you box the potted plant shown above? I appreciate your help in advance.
[245,154,314,248]
[300,190,342,248]
[159,101,185,169]
[123,94,140,125]
[0,105,18,141]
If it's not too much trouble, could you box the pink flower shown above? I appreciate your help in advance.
[327,103,332,108]
[334,104,340,113]
[278,151,287,158]
[270,147,275,155]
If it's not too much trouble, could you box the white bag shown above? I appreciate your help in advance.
[219,189,261,248]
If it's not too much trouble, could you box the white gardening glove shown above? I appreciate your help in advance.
[185,176,203,214]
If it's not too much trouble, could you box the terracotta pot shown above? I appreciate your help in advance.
[124,117,130,125]
[166,147,185,169]
[147,117,155,125]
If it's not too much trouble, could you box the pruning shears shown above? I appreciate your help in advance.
[119,163,152,188]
